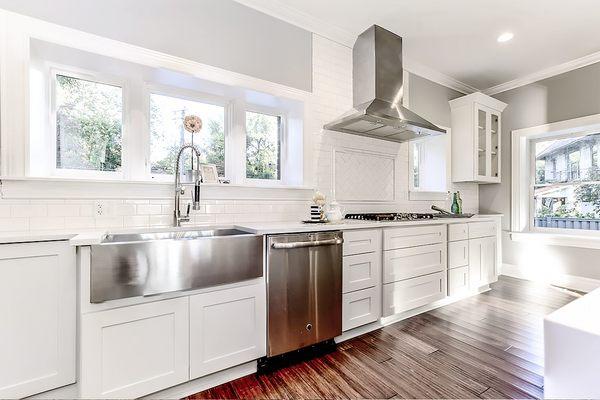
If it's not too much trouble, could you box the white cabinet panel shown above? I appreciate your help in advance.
[448,266,470,297]
[468,236,497,288]
[343,229,380,256]
[342,286,381,331]
[343,252,381,293]
[384,225,445,250]
[448,240,469,269]
[448,223,468,242]
[0,241,75,399]
[383,243,446,284]
[468,221,497,239]
[190,283,266,379]
[382,272,446,317]
[80,297,189,399]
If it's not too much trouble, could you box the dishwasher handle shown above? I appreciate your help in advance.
[271,238,343,249]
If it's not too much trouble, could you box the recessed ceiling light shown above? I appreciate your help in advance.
[497,32,514,43]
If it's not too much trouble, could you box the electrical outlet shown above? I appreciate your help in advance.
[94,201,106,217]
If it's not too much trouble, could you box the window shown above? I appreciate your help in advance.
[149,93,225,177]
[532,132,600,231]
[54,74,123,172]
[408,132,449,198]
[245,111,281,180]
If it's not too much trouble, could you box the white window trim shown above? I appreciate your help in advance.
[0,10,314,196]
[48,65,127,180]
[145,83,232,182]
[408,125,451,201]
[511,112,600,242]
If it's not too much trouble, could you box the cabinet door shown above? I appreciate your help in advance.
[190,283,266,379]
[448,266,469,297]
[382,272,446,317]
[448,240,469,269]
[80,297,189,399]
[0,241,76,399]
[343,252,381,293]
[469,237,497,288]
[342,286,381,331]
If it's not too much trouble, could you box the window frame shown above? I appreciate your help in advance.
[48,65,127,180]
[512,114,600,238]
[243,105,287,185]
[407,126,451,201]
[144,84,231,182]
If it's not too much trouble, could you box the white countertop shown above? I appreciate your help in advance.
[0,214,502,246]
[545,288,600,335]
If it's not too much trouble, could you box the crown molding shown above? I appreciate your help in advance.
[234,0,355,47]
[403,58,478,95]
[484,49,600,96]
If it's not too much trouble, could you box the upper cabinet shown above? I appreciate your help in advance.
[449,93,507,184]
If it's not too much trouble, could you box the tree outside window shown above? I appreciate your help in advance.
[245,111,281,180]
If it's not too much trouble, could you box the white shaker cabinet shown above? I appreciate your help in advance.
[189,282,266,379]
[80,297,189,399]
[0,241,76,399]
[450,92,507,184]
[468,236,497,289]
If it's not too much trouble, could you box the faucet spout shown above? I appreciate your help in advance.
[174,144,203,227]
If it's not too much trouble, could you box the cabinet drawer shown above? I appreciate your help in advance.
[342,286,381,331]
[343,252,381,293]
[384,225,446,250]
[382,272,446,317]
[448,266,469,297]
[383,243,446,284]
[468,221,497,239]
[343,229,381,256]
[448,223,468,241]
[448,240,469,269]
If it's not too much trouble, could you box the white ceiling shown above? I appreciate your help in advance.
[237,0,600,91]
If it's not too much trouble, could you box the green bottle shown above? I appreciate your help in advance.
[457,191,463,215]
[451,192,460,214]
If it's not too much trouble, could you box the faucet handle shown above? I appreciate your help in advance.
[186,203,191,217]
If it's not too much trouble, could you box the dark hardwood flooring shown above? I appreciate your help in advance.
[189,276,577,399]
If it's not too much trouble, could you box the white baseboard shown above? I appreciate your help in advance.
[501,263,600,293]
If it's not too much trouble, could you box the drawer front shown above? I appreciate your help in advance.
[448,240,469,269]
[383,243,446,284]
[468,221,497,239]
[342,287,381,331]
[343,229,381,256]
[343,252,381,293]
[448,223,468,242]
[382,272,446,317]
[384,225,446,250]
[448,266,469,297]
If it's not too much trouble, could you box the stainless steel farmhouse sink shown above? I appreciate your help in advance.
[90,227,263,303]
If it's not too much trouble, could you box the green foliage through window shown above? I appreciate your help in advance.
[246,111,281,180]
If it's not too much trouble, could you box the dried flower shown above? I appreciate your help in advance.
[312,191,326,206]
[184,115,203,134]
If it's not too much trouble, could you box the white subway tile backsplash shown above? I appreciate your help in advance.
[47,204,80,217]
[95,216,124,228]
[0,218,29,232]
[136,204,162,215]
[124,215,150,227]
[11,204,47,218]
[65,217,96,229]
[113,204,136,216]
[30,217,65,231]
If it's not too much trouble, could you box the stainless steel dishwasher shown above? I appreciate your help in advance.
[266,231,343,357]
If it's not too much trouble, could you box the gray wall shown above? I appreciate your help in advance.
[409,72,463,126]
[0,0,312,92]
[479,62,600,280]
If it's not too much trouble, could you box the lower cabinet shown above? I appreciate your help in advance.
[0,241,76,399]
[468,236,497,288]
[448,266,470,297]
[189,283,266,379]
[80,297,190,399]
[342,286,381,331]
[382,272,446,317]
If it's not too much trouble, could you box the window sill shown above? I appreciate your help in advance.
[510,231,600,250]
[0,176,314,201]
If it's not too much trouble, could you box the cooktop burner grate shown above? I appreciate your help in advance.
[344,213,435,221]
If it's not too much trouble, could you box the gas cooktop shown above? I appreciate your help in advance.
[344,213,435,221]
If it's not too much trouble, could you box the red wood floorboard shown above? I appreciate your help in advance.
[188,276,576,399]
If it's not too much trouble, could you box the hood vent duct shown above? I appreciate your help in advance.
[324,25,445,142]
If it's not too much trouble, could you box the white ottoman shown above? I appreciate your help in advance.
[544,288,600,399]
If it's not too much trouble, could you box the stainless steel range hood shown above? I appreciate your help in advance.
[324,25,445,142]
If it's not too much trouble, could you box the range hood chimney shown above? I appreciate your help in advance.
[324,25,445,142]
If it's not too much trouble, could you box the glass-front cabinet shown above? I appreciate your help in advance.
[449,93,507,184]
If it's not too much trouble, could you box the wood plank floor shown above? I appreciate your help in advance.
[189,276,578,399]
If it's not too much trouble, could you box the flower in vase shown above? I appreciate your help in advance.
[184,115,203,134]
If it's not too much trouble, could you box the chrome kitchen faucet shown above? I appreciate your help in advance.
[173,144,202,227]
